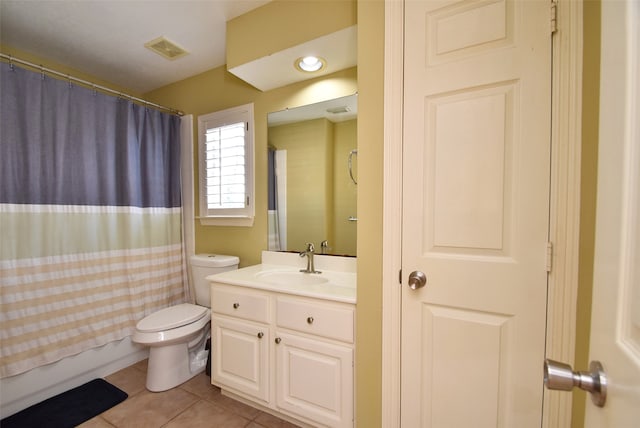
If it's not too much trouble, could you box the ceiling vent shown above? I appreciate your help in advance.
[326,106,350,114]
[145,36,188,60]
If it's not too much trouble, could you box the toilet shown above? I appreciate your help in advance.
[132,254,239,392]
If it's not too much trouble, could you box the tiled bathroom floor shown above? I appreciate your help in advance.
[78,360,299,428]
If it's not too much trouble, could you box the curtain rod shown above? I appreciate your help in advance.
[0,53,184,116]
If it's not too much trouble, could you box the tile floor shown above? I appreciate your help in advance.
[79,360,299,428]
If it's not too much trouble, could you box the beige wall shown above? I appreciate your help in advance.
[269,118,334,251]
[144,66,356,267]
[572,1,601,426]
[268,117,357,255]
[333,120,357,255]
[355,0,384,426]
[146,1,383,423]
[0,44,141,97]
[4,0,600,425]
[226,0,357,69]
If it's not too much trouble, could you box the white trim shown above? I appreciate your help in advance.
[197,216,255,227]
[180,115,195,258]
[382,0,404,426]
[275,150,288,250]
[180,115,196,302]
[543,1,583,426]
[381,1,584,426]
[0,337,147,418]
[197,103,255,226]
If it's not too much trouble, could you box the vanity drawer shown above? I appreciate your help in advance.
[276,296,354,343]
[211,285,270,324]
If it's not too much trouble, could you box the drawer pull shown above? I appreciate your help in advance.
[257,332,264,339]
[233,303,240,309]
[275,337,282,344]
[307,316,314,325]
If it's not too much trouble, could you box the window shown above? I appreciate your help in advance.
[198,103,254,226]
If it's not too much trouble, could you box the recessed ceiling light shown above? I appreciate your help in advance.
[295,56,326,72]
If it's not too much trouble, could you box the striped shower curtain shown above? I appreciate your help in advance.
[0,63,186,378]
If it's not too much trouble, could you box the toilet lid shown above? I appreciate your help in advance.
[136,303,209,333]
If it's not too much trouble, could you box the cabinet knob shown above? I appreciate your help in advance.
[275,337,281,344]
[307,316,314,324]
[257,332,264,339]
[233,303,239,309]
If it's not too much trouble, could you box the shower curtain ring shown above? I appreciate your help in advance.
[40,65,45,80]
[8,55,14,71]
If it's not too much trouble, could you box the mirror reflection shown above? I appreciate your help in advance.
[267,94,357,257]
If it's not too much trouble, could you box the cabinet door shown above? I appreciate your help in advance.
[275,332,353,427]
[211,315,269,403]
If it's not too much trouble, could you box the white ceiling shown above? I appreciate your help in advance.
[228,25,357,92]
[268,94,357,126]
[0,0,271,93]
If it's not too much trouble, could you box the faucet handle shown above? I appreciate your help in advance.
[305,242,315,252]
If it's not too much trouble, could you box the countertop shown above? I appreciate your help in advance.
[207,263,356,304]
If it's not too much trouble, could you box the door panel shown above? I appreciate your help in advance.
[586,0,640,425]
[428,82,515,253]
[402,0,552,426]
[423,305,512,427]
[426,0,514,63]
[211,316,269,402]
[276,332,353,428]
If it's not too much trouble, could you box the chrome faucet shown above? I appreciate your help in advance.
[299,243,321,274]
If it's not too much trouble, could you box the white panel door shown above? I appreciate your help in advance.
[402,0,552,426]
[585,0,640,425]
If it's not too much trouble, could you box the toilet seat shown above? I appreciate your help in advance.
[132,305,211,346]
[136,303,208,332]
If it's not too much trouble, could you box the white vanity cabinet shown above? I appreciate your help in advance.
[210,282,354,428]
[210,285,270,403]
[274,295,354,427]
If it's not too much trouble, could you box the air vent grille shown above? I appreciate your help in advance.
[326,106,350,114]
[145,36,188,60]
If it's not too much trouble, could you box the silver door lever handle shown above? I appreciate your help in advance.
[543,358,607,407]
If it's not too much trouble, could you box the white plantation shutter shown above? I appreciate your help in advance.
[198,104,254,224]
[205,122,246,209]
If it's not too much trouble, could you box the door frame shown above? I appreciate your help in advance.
[381,0,584,426]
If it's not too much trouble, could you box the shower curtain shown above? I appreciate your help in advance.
[267,148,287,251]
[0,62,186,378]
[267,148,281,251]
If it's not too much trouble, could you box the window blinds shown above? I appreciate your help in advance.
[205,121,246,209]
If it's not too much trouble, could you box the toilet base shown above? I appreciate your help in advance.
[145,332,210,392]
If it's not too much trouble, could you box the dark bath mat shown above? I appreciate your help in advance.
[1,378,128,428]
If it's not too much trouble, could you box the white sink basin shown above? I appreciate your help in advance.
[206,252,356,303]
[255,270,329,286]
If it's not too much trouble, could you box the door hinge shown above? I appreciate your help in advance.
[550,1,558,34]
[546,242,553,272]
[399,269,402,285]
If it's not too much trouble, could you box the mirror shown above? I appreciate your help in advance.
[267,94,357,256]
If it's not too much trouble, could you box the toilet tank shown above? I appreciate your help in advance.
[190,254,239,307]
